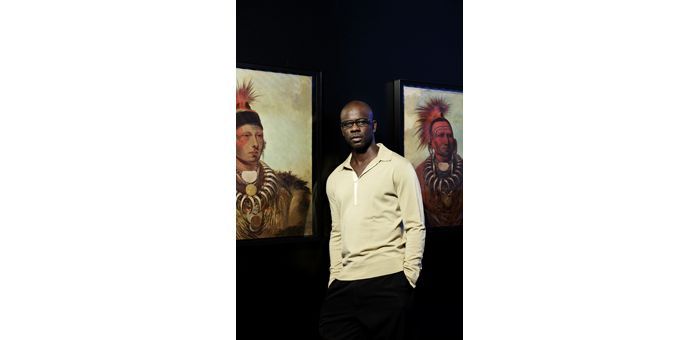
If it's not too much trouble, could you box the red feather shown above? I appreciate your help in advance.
[236,79,258,112]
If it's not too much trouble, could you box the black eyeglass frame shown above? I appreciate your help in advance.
[339,118,373,129]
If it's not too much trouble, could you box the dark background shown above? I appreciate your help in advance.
[237,0,462,338]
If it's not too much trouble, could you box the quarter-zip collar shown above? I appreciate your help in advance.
[340,143,392,178]
[340,143,393,206]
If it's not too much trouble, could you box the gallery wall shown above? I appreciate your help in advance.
[237,0,462,338]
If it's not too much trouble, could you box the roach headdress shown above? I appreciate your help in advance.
[414,97,450,149]
[236,79,262,129]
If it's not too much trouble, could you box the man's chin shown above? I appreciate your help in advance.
[350,142,369,151]
[237,157,260,165]
[436,152,452,160]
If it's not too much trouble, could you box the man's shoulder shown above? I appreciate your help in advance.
[326,162,344,182]
[275,170,310,192]
[385,149,414,170]
[327,157,350,180]
[378,144,410,164]
[376,146,419,183]
[414,158,428,172]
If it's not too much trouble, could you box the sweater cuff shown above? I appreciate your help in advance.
[403,267,419,288]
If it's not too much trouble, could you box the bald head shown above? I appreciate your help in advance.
[339,100,377,151]
[340,100,374,122]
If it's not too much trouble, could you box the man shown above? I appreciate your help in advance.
[235,80,311,239]
[319,100,426,340]
[413,97,463,227]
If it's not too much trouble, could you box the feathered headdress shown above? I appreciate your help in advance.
[414,97,450,149]
[236,79,263,129]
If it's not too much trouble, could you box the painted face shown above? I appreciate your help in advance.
[430,120,455,159]
[236,124,264,165]
[340,104,375,151]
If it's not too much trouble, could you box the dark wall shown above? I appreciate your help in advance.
[237,0,462,338]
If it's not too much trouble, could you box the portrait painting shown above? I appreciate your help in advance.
[235,65,316,240]
[396,80,463,228]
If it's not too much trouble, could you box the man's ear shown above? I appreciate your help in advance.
[372,120,377,133]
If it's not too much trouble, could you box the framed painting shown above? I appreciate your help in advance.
[394,80,463,228]
[236,64,320,241]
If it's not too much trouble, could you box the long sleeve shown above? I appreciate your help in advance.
[394,160,426,287]
[326,180,343,286]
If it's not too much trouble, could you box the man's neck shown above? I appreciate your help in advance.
[351,143,378,163]
[236,159,259,172]
[434,153,452,163]
[350,143,379,176]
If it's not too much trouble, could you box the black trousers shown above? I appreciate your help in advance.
[318,271,415,340]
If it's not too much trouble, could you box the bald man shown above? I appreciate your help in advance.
[319,101,426,340]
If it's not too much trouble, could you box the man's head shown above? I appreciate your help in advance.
[236,116,265,167]
[339,100,376,152]
[415,97,457,161]
[429,118,456,161]
[236,80,265,169]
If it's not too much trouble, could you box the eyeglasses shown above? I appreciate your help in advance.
[340,119,372,129]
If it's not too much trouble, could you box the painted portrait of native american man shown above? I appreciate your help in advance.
[402,85,463,228]
[235,68,313,239]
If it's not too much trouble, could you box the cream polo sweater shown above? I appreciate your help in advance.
[326,143,426,287]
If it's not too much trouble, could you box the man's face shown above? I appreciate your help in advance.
[340,104,375,151]
[430,120,455,159]
[236,124,264,165]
